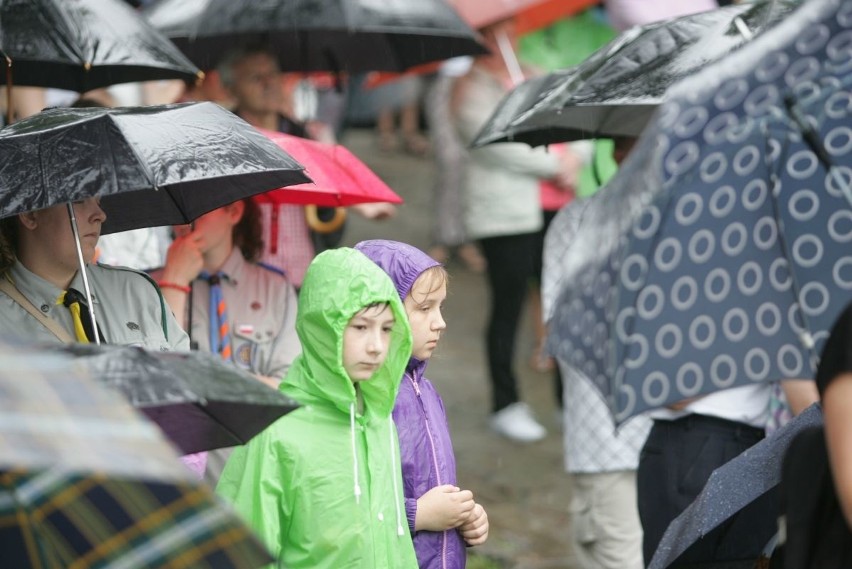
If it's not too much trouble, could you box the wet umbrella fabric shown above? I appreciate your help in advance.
[142,0,487,72]
[547,0,852,423]
[471,0,799,147]
[648,404,824,569]
[0,0,201,92]
[55,343,300,455]
[0,102,311,234]
[256,130,404,207]
[0,342,273,569]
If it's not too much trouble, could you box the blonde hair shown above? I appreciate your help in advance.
[409,266,449,301]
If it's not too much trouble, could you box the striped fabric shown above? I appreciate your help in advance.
[0,344,272,569]
[201,272,231,361]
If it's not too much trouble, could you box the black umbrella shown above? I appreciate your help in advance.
[0,0,202,122]
[55,343,300,454]
[142,0,487,72]
[0,341,274,569]
[0,101,311,234]
[648,404,824,569]
[0,101,310,346]
[471,0,798,147]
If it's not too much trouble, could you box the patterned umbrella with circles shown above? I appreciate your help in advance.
[547,0,852,423]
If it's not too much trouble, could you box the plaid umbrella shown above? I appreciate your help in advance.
[0,342,273,569]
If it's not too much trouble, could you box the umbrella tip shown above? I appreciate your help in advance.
[84,61,92,71]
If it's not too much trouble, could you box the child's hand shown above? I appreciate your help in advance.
[414,485,475,532]
[459,502,489,546]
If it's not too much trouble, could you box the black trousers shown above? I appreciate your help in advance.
[479,232,539,412]
[637,415,772,567]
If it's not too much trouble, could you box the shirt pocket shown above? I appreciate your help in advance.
[107,321,172,351]
[230,325,275,374]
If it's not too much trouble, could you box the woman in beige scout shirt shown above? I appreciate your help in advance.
[0,198,188,351]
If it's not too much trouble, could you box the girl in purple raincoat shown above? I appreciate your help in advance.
[356,240,489,569]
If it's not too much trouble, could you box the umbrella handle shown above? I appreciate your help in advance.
[305,205,346,234]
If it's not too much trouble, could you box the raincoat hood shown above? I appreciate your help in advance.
[281,247,412,419]
[354,239,441,375]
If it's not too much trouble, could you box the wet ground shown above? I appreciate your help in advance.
[340,128,579,569]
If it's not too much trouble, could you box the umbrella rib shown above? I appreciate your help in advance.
[194,402,247,448]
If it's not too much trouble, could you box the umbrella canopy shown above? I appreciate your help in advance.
[0,102,311,233]
[0,342,273,569]
[471,0,799,147]
[142,0,488,72]
[546,0,852,423]
[52,343,301,454]
[255,130,404,207]
[448,0,597,33]
[0,0,201,92]
[648,404,824,568]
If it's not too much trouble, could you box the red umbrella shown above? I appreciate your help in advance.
[449,0,598,33]
[363,0,597,89]
[254,130,404,208]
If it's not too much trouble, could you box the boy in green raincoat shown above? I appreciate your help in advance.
[216,247,418,569]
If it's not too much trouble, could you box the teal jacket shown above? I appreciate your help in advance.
[216,248,417,569]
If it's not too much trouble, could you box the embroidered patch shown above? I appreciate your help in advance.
[237,324,254,336]
[126,322,140,331]
[250,301,262,311]
[235,341,253,368]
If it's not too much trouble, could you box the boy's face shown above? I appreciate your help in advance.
[342,303,396,382]
[404,273,447,361]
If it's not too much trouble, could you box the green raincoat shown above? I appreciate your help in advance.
[216,248,418,569]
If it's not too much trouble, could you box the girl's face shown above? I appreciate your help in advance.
[404,271,447,361]
[172,201,242,255]
[342,303,396,382]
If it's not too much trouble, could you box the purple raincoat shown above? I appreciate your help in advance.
[355,240,466,569]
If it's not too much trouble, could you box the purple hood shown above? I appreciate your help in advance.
[355,240,466,569]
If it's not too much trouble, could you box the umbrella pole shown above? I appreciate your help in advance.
[5,56,12,125]
[66,203,101,346]
[495,28,525,87]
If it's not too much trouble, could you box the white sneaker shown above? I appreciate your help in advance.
[490,403,547,443]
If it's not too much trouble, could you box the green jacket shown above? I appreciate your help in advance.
[216,248,417,569]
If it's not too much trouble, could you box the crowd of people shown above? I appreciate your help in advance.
[1,0,851,568]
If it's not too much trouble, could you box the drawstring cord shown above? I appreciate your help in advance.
[349,403,362,503]
[389,416,405,536]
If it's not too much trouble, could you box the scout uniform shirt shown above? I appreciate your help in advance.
[0,261,189,351]
[152,248,301,485]
[154,248,300,379]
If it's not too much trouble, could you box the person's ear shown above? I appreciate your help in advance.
[226,200,245,224]
[17,211,38,231]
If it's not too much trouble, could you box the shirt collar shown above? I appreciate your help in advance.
[199,247,245,286]
[9,261,101,309]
